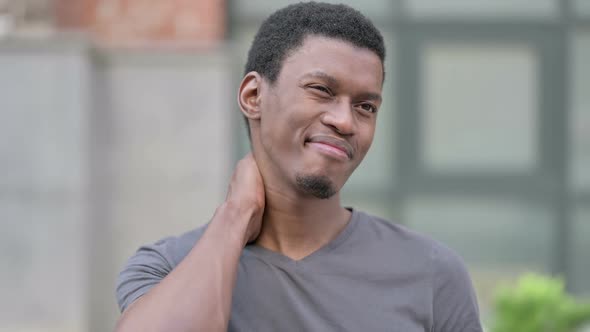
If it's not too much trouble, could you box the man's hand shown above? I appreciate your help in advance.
[115,152,266,332]
[224,153,265,246]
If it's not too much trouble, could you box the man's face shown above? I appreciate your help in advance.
[255,35,384,199]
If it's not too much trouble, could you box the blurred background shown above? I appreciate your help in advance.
[0,0,589,331]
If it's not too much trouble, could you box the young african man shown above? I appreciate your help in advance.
[115,3,483,331]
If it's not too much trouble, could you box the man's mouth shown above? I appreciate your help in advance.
[305,135,354,160]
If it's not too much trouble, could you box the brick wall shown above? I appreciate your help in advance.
[56,0,225,47]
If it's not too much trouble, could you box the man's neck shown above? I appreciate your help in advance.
[253,186,352,261]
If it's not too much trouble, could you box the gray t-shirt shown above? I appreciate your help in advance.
[116,209,483,331]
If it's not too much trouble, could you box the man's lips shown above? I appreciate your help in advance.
[305,135,354,159]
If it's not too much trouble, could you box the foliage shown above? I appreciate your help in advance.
[491,274,590,332]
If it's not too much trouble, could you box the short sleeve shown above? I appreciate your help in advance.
[115,238,176,312]
[115,226,207,312]
[431,245,483,332]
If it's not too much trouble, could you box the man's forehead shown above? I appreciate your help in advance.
[280,35,384,77]
[275,37,382,86]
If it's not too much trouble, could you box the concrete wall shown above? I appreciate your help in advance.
[0,36,234,331]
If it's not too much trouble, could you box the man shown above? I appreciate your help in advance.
[115,2,483,331]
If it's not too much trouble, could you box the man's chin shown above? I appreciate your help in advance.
[295,173,338,199]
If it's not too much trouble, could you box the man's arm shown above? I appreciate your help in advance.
[115,154,265,332]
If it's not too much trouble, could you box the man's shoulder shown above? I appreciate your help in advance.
[353,209,465,267]
[142,223,209,268]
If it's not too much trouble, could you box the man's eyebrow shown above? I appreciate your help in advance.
[299,70,382,102]
[299,71,339,88]
[358,92,382,103]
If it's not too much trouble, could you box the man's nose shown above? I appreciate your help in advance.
[321,100,355,136]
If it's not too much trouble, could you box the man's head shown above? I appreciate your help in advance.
[238,2,385,200]
[244,2,385,84]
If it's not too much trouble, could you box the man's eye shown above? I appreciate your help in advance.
[311,85,332,95]
[358,103,377,113]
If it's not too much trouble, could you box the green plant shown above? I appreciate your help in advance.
[491,273,590,332]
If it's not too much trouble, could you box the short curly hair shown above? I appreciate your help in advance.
[244,1,385,82]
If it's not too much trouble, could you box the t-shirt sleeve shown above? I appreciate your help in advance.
[431,245,483,332]
[115,237,176,313]
[115,226,205,313]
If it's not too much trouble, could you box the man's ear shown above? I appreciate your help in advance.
[238,71,264,121]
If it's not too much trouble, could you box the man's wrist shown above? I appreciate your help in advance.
[215,201,259,246]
